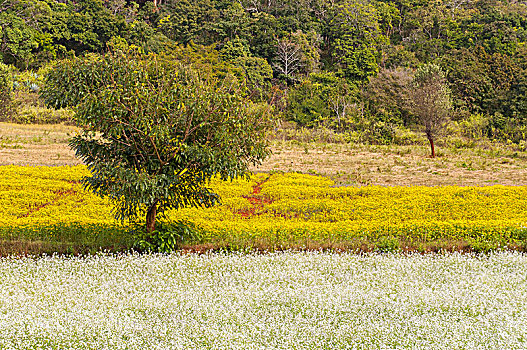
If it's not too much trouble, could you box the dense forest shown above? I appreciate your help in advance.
[1,0,527,146]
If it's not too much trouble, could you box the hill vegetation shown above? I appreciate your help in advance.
[1,0,527,148]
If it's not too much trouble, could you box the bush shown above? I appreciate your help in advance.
[13,64,54,94]
[486,113,527,144]
[285,79,331,127]
[12,105,73,124]
[375,236,401,253]
[0,223,133,256]
[0,63,14,121]
[355,120,396,145]
[392,126,423,145]
[133,221,203,253]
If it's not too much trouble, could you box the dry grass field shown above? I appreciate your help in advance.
[0,123,78,166]
[1,122,527,186]
[263,140,527,186]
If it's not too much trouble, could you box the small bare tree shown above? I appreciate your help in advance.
[329,93,358,130]
[408,64,452,158]
[273,38,302,84]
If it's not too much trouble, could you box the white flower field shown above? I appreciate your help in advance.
[0,252,526,349]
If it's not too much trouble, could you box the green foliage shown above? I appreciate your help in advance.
[375,235,400,253]
[486,113,527,144]
[0,62,14,120]
[219,38,273,100]
[164,44,237,80]
[42,51,272,233]
[5,0,527,144]
[0,223,133,255]
[329,0,386,83]
[244,12,280,60]
[12,105,72,124]
[286,72,362,127]
[441,49,494,115]
[53,0,123,54]
[0,0,48,68]
[219,37,251,61]
[285,73,336,127]
[363,67,413,126]
[441,45,527,137]
[12,66,49,93]
[285,71,398,144]
[354,119,396,145]
[234,56,273,100]
[156,0,222,44]
[133,220,203,253]
[106,35,129,52]
[290,30,321,76]
[40,53,103,109]
[166,43,272,101]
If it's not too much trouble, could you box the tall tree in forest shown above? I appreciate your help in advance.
[329,0,386,83]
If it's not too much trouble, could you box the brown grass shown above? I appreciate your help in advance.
[0,239,136,256]
[2,122,527,186]
[0,240,77,256]
[177,237,520,255]
[252,140,527,186]
[0,122,79,166]
[0,236,517,257]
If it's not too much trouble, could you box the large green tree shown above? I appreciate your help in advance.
[42,51,272,233]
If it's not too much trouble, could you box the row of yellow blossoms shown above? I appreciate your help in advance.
[2,165,527,243]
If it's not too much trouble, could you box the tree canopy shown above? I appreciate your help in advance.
[409,63,452,157]
[5,0,527,145]
[42,51,272,232]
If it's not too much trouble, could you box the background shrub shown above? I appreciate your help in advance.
[0,63,14,121]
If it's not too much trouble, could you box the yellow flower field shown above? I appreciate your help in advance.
[1,165,527,246]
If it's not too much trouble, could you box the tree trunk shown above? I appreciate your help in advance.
[146,200,158,234]
[428,136,435,158]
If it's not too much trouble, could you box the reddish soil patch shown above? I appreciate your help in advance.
[17,188,78,218]
[237,176,274,218]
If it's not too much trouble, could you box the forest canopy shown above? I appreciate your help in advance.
[2,0,527,145]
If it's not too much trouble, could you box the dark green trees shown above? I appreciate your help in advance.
[329,0,386,83]
[4,0,527,148]
[42,51,272,233]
